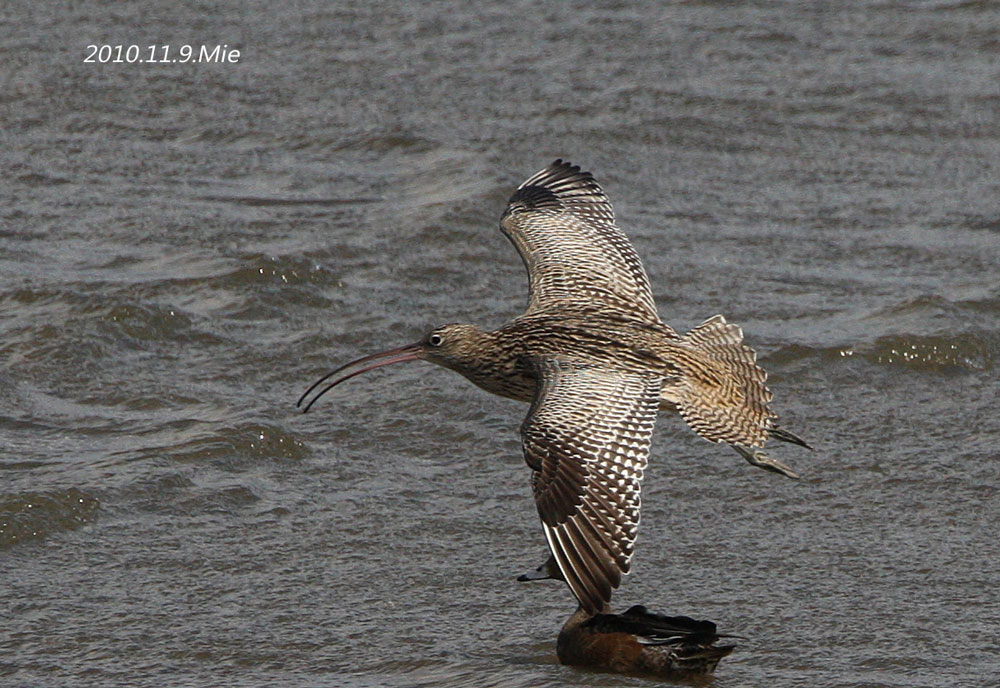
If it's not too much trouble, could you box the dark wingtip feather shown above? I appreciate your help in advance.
[506,184,561,214]
[505,159,597,216]
[537,159,595,187]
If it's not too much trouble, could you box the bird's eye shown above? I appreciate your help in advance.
[428,333,443,347]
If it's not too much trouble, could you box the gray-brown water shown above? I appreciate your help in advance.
[3,2,999,686]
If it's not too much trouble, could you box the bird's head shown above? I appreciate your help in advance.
[297,323,491,412]
[417,322,494,373]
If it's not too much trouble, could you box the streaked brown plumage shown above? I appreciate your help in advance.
[300,160,808,615]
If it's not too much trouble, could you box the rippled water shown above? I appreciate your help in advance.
[3,2,999,686]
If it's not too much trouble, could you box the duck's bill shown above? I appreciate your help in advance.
[517,564,554,582]
[297,342,422,412]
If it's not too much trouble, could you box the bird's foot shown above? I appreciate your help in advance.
[733,446,800,479]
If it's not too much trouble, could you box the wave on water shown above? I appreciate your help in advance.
[0,488,99,549]
[770,332,995,373]
[766,292,998,373]
[861,333,993,371]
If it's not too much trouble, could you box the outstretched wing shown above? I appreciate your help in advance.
[500,160,660,323]
[521,356,662,613]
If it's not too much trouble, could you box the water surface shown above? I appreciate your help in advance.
[2,2,999,686]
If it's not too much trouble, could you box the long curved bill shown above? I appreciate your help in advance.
[297,342,422,413]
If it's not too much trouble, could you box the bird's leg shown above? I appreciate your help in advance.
[732,446,800,480]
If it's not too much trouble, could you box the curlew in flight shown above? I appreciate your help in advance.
[299,160,809,615]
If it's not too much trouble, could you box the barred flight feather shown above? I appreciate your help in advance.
[523,356,662,613]
[501,160,660,324]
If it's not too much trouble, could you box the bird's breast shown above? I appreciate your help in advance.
[466,365,536,402]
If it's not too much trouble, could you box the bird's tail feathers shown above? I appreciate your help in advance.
[668,315,775,448]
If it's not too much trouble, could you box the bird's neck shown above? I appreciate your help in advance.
[556,603,611,666]
[562,602,610,630]
[440,328,536,402]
